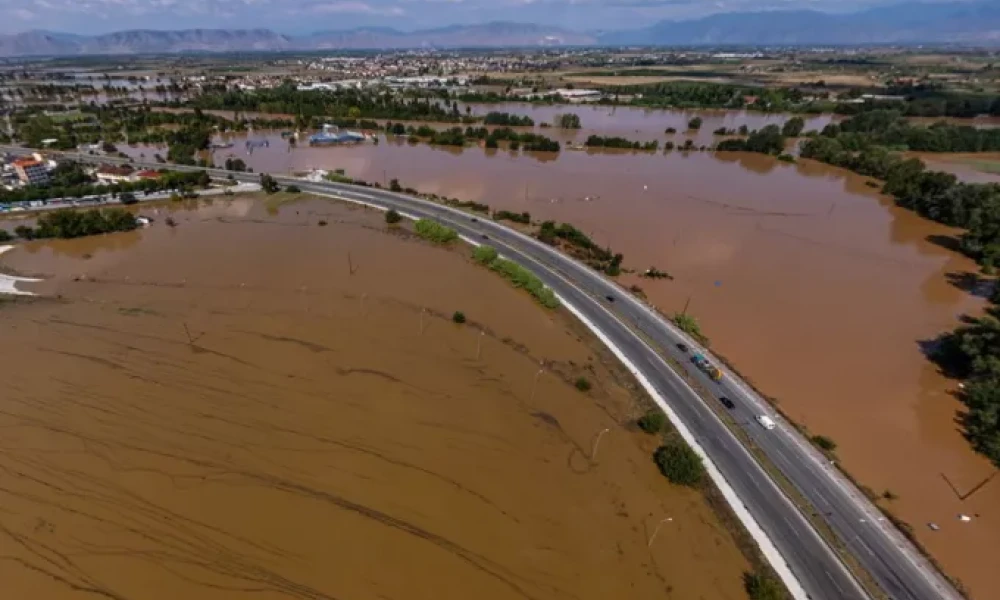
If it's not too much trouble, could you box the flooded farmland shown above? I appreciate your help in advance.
[0,197,751,600]
[117,127,1000,595]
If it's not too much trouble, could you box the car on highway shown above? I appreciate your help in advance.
[756,415,777,430]
[719,396,735,409]
[676,342,689,353]
[605,294,615,303]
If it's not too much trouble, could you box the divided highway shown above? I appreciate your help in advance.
[3,149,963,600]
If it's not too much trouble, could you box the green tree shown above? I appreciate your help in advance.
[385,209,402,224]
[743,571,786,600]
[688,117,703,130]
[575,377,592,392]
[259,173,280,194]
[781,116,805,138]
[389,178,402,192]
[637,410,665,434]
[654,437,704,486]
[452,311,466,324]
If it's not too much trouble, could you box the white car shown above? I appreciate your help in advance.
[756,415,776,430]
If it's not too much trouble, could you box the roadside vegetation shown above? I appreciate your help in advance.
[654,434,705,487]
[471,245,559,309]
[414,219,458,244]
[537,221,624,275]
[672,312,708,345]
[637,409,666,434]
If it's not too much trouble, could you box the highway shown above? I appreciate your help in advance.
[2,148,963,600]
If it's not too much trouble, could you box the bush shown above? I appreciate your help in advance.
[654,437,704,486]
[452,311,466,324]
[389,178,402,192]
[385,209,402,224]
[811,435,837,452]
[575,377,592,392]
[414,219,458,244]
[743,571,786,600]
[0,229,11,242]
[664,127,677,134]
[318,220,328,226]
[672,312,707,343]
[688,117,703,130]
[285,185,301,193]
[472,245,499,264]
[637,410,666,434]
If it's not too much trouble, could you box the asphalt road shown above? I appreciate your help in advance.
[3,149,962,600]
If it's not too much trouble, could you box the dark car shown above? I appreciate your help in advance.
[471,217,479,223]
[481,234,489,240]
[605,295,615,303]
[676,342,689,353]
[719,397,735,410]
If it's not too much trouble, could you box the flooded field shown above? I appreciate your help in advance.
[117,133,1000,594]
[0,197,751,599]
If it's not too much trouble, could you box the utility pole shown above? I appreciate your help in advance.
[530,367,544,401]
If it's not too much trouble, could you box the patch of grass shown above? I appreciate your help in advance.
[575,377,592,392]
[414,219,457,244]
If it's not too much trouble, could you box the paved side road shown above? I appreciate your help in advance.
[0,148,962,600]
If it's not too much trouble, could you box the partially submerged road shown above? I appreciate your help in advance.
[0,148,963,600]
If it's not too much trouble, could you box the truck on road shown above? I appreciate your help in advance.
[691,352,724,382]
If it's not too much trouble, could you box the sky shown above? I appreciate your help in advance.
[0,0,964,34]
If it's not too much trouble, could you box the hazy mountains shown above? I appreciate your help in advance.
[0,2,998,56]
[600,1,1000,46]
[0,23,591,57]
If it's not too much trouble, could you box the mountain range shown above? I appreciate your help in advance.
[0,1,998,56]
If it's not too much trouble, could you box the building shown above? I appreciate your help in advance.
[135,170,162,180]
[95,164,135,184]
[13,158,49,186]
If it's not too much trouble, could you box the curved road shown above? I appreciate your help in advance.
[2,149,962,600]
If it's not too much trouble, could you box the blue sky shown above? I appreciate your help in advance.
[0,0,952,34]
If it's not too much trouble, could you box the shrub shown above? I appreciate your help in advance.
[688,117,703,130]
[487,257,560,309]
[286,185,301,193]
[672,313,707,343]
[637,410,665,434]
[385,209,402,224]
[811,435,837,452]
[743,571,786,600]
[665,127,677,134]
[654,436,704,486]
[318,220,328,227]
[575,377,592,392]
[882,489,899,501]
[472,245,499,264]
[452,311,466,324]
[389,178,402,192]
[414,219,458,244]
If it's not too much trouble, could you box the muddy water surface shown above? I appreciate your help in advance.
[118,135,1000,594]
[0,197,750,600]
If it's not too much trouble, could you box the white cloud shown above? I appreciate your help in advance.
[11,7,35,18]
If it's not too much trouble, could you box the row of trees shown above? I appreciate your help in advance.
[933,297,1000,467]
[584,135,658,151]
[483,111,534,126]
[12,207,137,240]
[399,123,560,152]
[821,109,1000,153]
[0,166,211,205]
[800,113,1000,268]
[537,221,623,275]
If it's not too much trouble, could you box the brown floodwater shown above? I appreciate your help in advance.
[0,198,751,599]
[115,134,1000,595]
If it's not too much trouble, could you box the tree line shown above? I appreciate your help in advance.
[0,164,211,205]
[12,207,137,240]
[799,111,1000,268]
[584,135,659,151]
